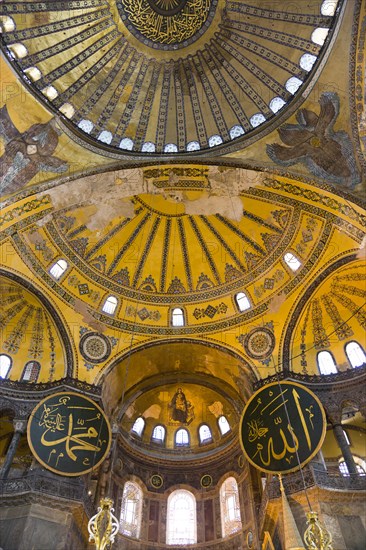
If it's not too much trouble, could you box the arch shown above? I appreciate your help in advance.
[345,341,366,369]
[218,415,231,435]
[0,270,74,377]
[119,481,143,538]
[49,258,68,280]
[151,424,166,444]
[131,417,145,437]
[175,428,190,447]
[311,27,329,46]
[102,295,118,315]
[166,489,197,545]
[0,354,12,379]
[220,476,242,537]
[21,361,41,383]
[198,424,213,445]
[317,350,337,375]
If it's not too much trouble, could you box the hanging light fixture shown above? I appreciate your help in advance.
[304,510,333,550]
[88,497,119,550]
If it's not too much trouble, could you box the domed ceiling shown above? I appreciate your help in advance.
[0,0,342,155]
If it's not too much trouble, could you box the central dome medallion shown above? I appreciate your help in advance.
[117,0,216,49]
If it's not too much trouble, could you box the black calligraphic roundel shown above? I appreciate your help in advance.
[239,381,326,474]
[27,392,111,476]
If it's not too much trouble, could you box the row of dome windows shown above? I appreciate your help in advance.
[120,476,242,544]
[0,357,40,381]
[47,252,302,325]
[317,342,366,374]
[0,0,337,153]
[131,416,231,447]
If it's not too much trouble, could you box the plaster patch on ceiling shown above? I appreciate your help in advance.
[356,236,366,260]
[208,401,224,418]
[142,404,162,419]
[268,292,287,314]
[74,298,107,333]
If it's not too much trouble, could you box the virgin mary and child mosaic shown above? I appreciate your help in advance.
[168,388,195,425]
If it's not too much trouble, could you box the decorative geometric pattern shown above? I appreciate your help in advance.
[79,332,112,364]
[241,327,275,361]
[0,1,341,155]
[193,303,228,320]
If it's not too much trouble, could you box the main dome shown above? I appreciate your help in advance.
[0,0,342,155]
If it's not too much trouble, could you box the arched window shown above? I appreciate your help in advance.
[166,490,197,545]
[0,16,16,32]
[317,351,337,375]
[59,102,75,118]
[229,125,245,139]
[175,428,189,447]
[235,292,251,312]
[119,137,134,150]
[345,341,366,368]
[250,113,266,128]
[119,481,143,538]
[21,361,40,383]
[78,119,93,133]
[285,77,303,94]
[172,308,184,327]
[8,43,28,59]
[102,295,118,315]
[208,134,223,147]
[151,424,165,444]
[339,460,366,477]
[24,66,42,82]
[98,130,112,144]
[220,477,242,537]
[0,354,11,379]
[141,141,155,152]
[269,97,286,113]
[300,53,317,71]
[311,27,329,46]
[131,417,145,437]
[186,140,200,151]
[42,85,58,100]
[321,0,338,16]
[218,415,231,435]
[283,252,301,272]
[50,259,68,279]
[164,143,178,153]
[199,424,212,444]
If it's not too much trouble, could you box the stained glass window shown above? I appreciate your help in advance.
[120,481,143,538]
[166,490,197,545]
[220,477,242,537]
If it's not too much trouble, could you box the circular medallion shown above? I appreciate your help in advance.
[117,0,217,49]
[239,381,327,474]
[150,474,164,488]
[79,332,112,364]
[27,392,111,476]
[244,328,275,360]
[200,474,213,488]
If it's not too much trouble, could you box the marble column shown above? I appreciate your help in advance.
[332,423,358,475]
[0,419,27,479]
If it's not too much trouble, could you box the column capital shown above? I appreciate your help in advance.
[13,419,27,433]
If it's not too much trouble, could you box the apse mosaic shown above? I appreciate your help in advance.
[0,0,342,155]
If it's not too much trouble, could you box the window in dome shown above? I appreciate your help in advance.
[250,113,266,128]
[220,477,242,537]
[0,16,16,32]
[339,460,366,477]
[141,141,156,152]
[300,53,317,72]
[311,27,329,46]
[42,85,58,101]
[164,143,178,153]
[98,130,113,144]
[229,125,245,139]
[131,417,145,437]
[208,134,223,147]
[78,119,94,134]
[283,252,301,271]
[285,77,303,95]
[186,140,200,151]
[8,43,28,59]
[21,361,40,383]
[345,341,366,368]
[120,481,143,538]
[269,97,286,113]
[24,66,42,82]
[119,138,134,151]
[50,259,68,280]
[151,424,166,444]
[218,415,230,435]
[0,354,11,379]
[175,428,189,447]
[321,0,338,16]
[198,424,212,445]
[317,351,337,375]
[102,295,118,315]
[172,308,185,327]
[59,103,75,119]
[166,490,197,545]
[235,292,251,312]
